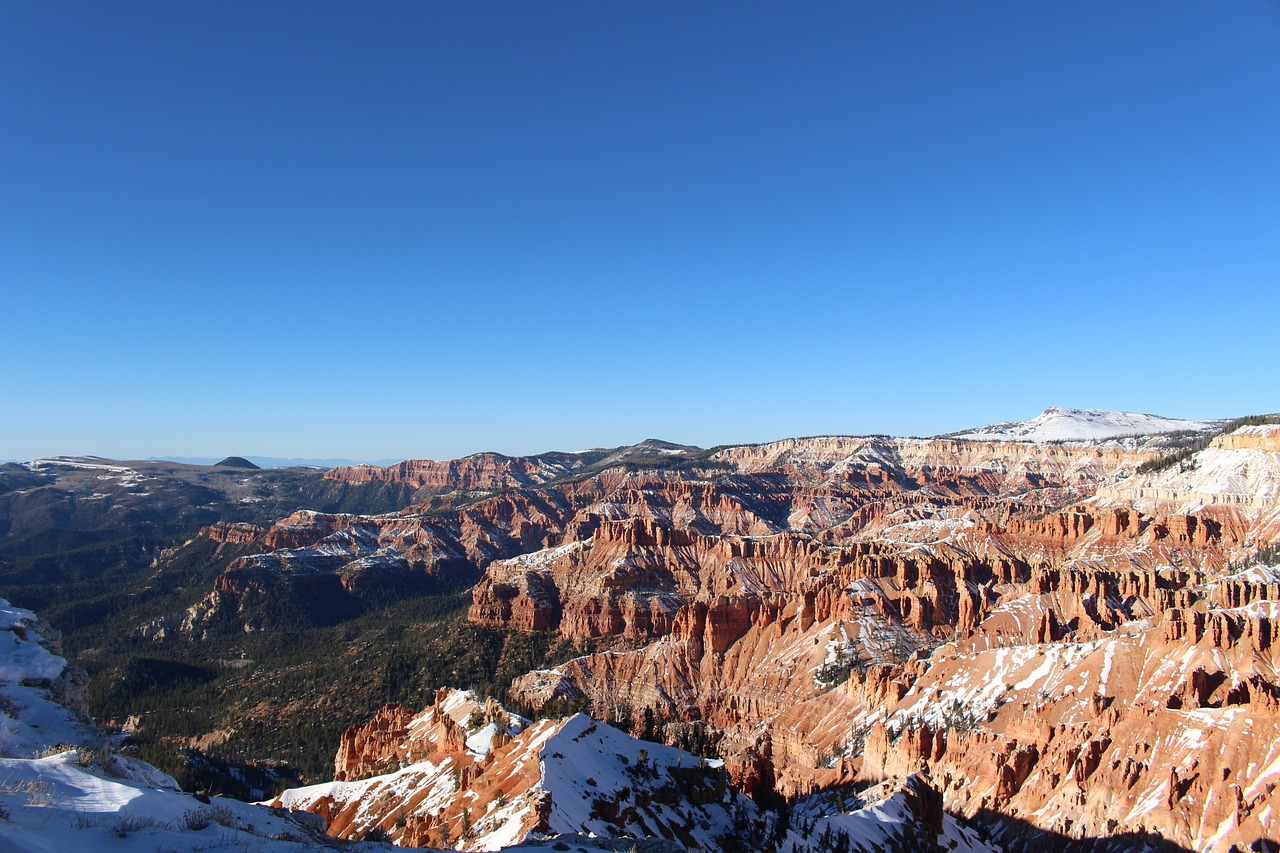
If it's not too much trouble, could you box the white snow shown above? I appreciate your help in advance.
[1229,564,1280,584]
[536,713,746,848]
[23,458,137,475]
[0,600,382,852]
[783,777,996,852]
[1111,442,1280,515]
[465,722,502,756]
[497,539,588,569]
[894,641,1097,731]
[953,407,1215,442]
[0,601,98,758]
[0,751,354,852]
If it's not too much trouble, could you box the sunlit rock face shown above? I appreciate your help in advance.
[275,687,994,853]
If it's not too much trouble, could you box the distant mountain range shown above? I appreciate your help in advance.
[945,405,1221,442]
[0,408,1223,470]
[144,455,404,469]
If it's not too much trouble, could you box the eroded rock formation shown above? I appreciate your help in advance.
[472,425,1280,850]
[157,419,1280,849]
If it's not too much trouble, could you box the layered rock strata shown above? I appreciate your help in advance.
[473,425,1280,850]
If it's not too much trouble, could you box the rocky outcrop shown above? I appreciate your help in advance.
[200,521,266,545]
[850,601,1280,850]
[1214,424,1280,453]
[326,454,559,494]
[274,691,766,851]
[276,688,988,852]
[469,520,846,642]
[260,510,362,550]
[332,703,420,782]
[333,690,518,783]
[1097,424,1280,524]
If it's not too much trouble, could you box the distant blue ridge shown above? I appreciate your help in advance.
[146,456,401,469]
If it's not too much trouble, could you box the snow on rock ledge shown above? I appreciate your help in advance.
[0,599,97,757]
[275,686,999,852]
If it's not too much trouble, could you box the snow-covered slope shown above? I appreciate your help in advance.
[0,601,97,756]
[951,406,1217,442]
[1097,423,1280,531]
[275,705,759,851]
[0,750,358,853]
[0,599,383,852]
[275,687,999,852]
[784,775,993,853]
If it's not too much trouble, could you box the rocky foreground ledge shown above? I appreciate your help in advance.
[272,686,994,852]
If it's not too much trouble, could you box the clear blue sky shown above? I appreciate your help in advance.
[3,2,1278,461]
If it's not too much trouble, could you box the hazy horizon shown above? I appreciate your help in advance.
[2,403,1247,465]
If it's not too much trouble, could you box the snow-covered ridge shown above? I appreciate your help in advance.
[0,748,362,853]
[0,600,381,852]
[22,457,139,473]
[951,406,1218,442]
[274,705,754,850]
[0,600,97,757]
[273,687,998,852]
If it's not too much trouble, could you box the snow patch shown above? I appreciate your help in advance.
[953,407,1215,443]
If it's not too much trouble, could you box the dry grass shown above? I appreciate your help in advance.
[0,775,55,806]
[110,812,164,837]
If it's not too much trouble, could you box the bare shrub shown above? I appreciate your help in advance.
[34,743,76,759]
[111,812,162,837]
[1,777,54,806]
[207,803,238,828]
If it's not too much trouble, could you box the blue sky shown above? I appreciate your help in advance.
[3,2,1278,461]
